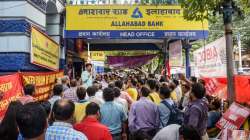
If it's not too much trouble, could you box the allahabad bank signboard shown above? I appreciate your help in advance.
[65,5,209,39]
[31,27,60,71]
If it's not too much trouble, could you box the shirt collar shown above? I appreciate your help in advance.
[140,97,148,100]
[53,121,73,128]
[105,101,114,104]
[190,99,202,105]
[79,99,88,103]
[164,98,174,105]
[84,116,98,123]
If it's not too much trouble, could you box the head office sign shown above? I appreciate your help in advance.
[65,5,209,39]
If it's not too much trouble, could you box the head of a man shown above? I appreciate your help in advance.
[52,99,75,123]
[40,101,51,119]
[77,87,86,100]
[113,87,121,98]
[70,79,77,88]
[86,63,92,72]
[179,125,201,140]
[61,76,69,85]
[85,102,100,120]
[53,84,63,97]
[103,88,114,102]
[146,79,156,91]
[87,86,96,97]
[16,102,47,140]
[190,83,206,101]
[115,80,123,89]
[181,83,191,94]
[159,85,171,100]
[140,86,151,97]
[24,84,36,96]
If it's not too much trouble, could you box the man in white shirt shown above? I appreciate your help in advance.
[113,87,128,114]
[87,86,104,106]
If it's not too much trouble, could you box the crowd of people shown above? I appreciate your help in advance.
[0,63,226,140]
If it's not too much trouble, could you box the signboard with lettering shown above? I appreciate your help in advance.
[91,51,105,61]
[216,102,250,130]
[193,37,227,77]
[65,5,208,39]
[31,27,60,71]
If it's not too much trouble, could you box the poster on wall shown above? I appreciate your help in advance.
[169,40,182,67]
[31,27,60,71]
[0,73,23,120]
[193,37,227,77]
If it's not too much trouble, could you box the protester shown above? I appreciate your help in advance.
[87,86,104,106]
[179,82,191,110]
[18,84,35,104]
[137,79,145,92]
[0,101,23,140]
[46,99,87,140]
[61,76,70,92]
[49,84,63,108]
[179,125,201,140]
[114,87,128,114]
[94,82,103,101]
[126,79,139,101]
[81,63,93,88]
[16,102,47,140]
[153,124,181,140]
[158,85,176,128]
[190,76,198,84]
[74,102,112,140]
[168,82,178,103]
[115,80,133,106]
[74,87,89,123]
[184,83,208,140]
[129,86,160,139]
[147,79,161,105]
[40,101,51,119]
[100,88,127,140]
[173,79,182,103]
[63,79,78,102]
[207,98,221,129]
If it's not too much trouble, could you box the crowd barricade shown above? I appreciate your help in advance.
[0,71,64,120]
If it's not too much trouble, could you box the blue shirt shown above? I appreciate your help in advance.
[100,101,127,134]
[45,122,88,140]
[207,111,221,128]
[81,71,93,88]
[158,98,174,128]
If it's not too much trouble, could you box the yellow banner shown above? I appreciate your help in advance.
[31,27,60,71]
[66,5,208,31]
[91,51,105,61]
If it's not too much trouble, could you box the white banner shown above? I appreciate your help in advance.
[169,40,183,67]
[193,37,227,77]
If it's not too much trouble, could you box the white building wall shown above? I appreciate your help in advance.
[0,1,46,28]
[0,35,30,53]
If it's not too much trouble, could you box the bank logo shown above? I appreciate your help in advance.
[131,7,143,18]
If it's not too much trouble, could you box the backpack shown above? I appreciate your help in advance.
[161,100,184,125]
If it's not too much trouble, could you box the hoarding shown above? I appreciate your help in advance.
[65,5,208,39]
[31,27,60,71]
